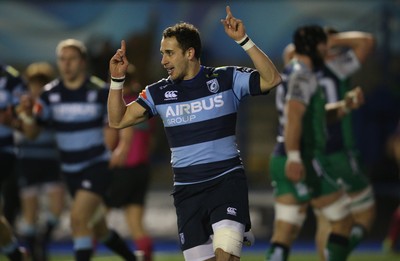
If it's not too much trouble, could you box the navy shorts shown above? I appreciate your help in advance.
[0,153,15,194]
[173,168,251,251]
[16,158,61,188]
[106,164,151,207]
[63,161,112,199]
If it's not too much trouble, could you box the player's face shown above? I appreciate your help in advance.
[57,47,85,82]
[160,36,190,81]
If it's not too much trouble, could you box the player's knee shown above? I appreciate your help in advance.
[212,220,245,258]
[275,203,307,227]
[320,195,351,222]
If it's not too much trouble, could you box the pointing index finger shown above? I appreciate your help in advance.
[226,6,232,18]
[120,40,126,53]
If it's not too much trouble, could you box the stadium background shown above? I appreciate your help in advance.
[1,0,399,247]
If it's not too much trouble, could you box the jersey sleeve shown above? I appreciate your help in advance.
[325,49,361,80]
[286,70,317,105]
[231,67,262,99]
[136,86,158,118]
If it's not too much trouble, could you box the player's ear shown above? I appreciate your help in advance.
[186,47,195,59]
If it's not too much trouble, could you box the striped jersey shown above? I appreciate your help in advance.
[321,49,361,153]
[272,60,327,158]
[0,64,26,155]
[37,76,110,173]
[136,65,264,185]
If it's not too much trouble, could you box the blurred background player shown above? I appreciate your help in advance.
[0,64,25,228]
[0,63,28,261]
[106,64,154,261]
[313,27,376,260]
[17,39,137,261]
[266,25,356,261]
[14,62,66,261]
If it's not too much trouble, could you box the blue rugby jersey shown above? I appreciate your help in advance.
[15,127,59,161]
[136,66,263,185]
[36,76,110,173]
[0,64,26,155]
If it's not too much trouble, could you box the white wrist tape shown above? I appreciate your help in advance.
[235,34,255,51]
[287,150,302,163]
[110,76,125,90]
[18,112,34,125]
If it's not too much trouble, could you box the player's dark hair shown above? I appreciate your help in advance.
[163,22,202,60]
[293,25,327,68]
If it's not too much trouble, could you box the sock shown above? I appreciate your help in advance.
[75,249,93,261]
[135,236,153,261]
[74,236,93,261]
[348,224,367,252]
[101,230,136,261]
[265,242,289,261]
[20,223,38,261]
[325,233,349,261]
[40,215,59,261]
[7,248,24,261]
[1,239,23,261]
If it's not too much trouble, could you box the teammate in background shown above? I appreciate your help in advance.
[383,120,400,253]
[266,25,357,261]
[14,62,66,261]
[0,63,29,261]
[17,39,137,261]
[108,6,281,261]
[106,64,154,261]
[0,64,25,227]
[313,28,376,260]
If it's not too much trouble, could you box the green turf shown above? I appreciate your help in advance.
[44,252,400,261]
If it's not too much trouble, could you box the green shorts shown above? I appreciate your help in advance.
[325,150,370,193]
[269,154,342,201]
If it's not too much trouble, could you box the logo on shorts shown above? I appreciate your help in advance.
[179,232,185,245]
[227,207,237,216]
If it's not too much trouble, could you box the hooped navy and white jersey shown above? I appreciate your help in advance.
[0,64,26,155]
[36,76,110,173]
[136,65,264,185]
[320,49,360,153]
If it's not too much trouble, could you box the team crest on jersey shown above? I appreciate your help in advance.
[87,90,97,102]
[206,79,219,93]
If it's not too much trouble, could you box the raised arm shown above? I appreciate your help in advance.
[220,6,281,92]
[108,40,147,129]
[328,31,375,64]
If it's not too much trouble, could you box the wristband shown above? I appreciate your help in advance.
[235,34,255,51]
[18,112,34,125]
[287,150,302,163]
[110,76,125,90]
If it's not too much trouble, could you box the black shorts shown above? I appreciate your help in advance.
[63,161,112,199]
[0,153,16,194]
[173,168,251,251]
[106,164,151,208]
[16,158,62,188]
